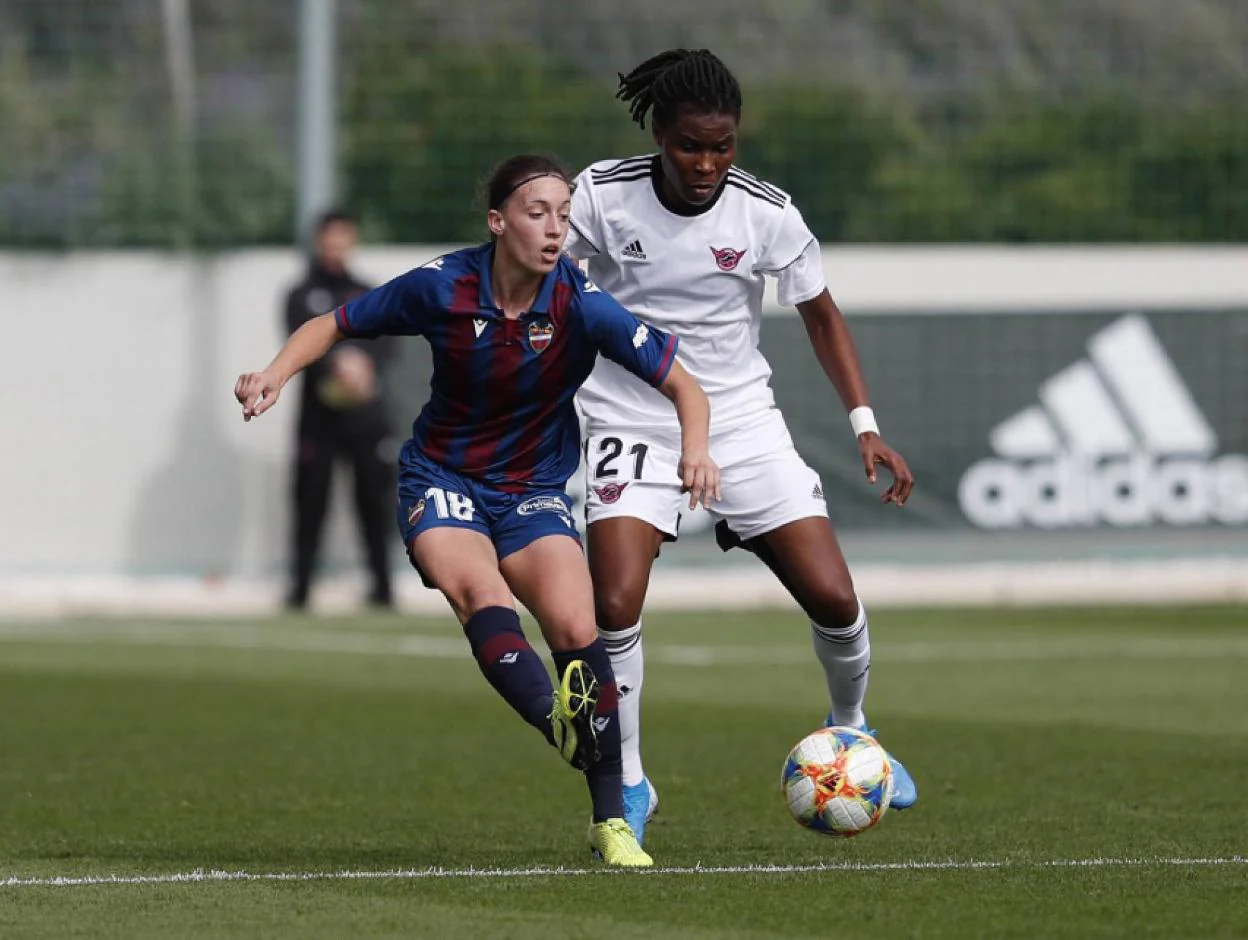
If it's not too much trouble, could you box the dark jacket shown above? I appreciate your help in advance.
[284,261,395,436]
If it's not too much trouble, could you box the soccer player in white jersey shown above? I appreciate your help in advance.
[564,49,918,843]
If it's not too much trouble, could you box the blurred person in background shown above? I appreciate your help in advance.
[565,49,917,843]
[284,209,395,611]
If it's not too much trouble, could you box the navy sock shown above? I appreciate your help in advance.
[463,607,554,737]
[553,640,624,822]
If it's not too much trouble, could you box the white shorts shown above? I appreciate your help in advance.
[583,409,828,542]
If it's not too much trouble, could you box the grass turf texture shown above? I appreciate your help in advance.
[0,606,1245,938]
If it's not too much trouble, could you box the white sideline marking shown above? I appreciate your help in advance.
[1,856,1244,888]
[1,620,1248,666]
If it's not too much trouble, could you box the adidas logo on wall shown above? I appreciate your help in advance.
[622,239,647,260]
[958,314,1248,528]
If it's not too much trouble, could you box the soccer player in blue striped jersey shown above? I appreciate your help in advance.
[235,154,720,867]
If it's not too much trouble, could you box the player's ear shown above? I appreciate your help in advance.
[651,122,664,149]
[487,209,505,239]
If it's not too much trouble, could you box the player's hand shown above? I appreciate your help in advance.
[234,370,283,421]
[330,347,378,404]
[678,450,722,510]
[859,433,914,506]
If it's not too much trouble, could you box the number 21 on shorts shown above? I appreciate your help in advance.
[593,436,649,482]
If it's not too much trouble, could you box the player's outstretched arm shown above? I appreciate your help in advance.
[234,312,344,421]
[657,361,721,510]
[795,290,915,506]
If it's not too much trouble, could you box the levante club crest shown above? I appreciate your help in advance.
[407,498,425,526]
[528,320,554,354]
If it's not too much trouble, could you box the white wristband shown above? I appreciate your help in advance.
[849,406,879,438]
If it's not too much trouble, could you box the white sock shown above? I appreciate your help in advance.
[811,600,870,729]
[599,620,645,786]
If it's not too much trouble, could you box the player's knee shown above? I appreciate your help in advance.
[542,617,597,652]
[805,582,860,629]
[593,584,646,632]
[437,578,512,622]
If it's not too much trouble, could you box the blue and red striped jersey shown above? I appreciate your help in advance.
[335,243,678,492]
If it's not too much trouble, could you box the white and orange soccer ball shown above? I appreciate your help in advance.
[781,726,895,837]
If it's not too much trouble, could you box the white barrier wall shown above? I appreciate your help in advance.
[1,246,1246,582]
[1,246,444,580]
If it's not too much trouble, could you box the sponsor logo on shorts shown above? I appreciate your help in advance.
[407,498,425,526]
[594,482,630,504]
[517,495,569,516]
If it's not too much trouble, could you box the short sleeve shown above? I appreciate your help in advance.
[578,283,678,388]
[335,262,444,338]
[564,170,605,261]
[757,201,825,307]
[775,238,827,307]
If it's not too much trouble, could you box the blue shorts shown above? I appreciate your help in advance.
[396,451,580,580]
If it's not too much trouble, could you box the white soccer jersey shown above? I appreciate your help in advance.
[566,154,827,434]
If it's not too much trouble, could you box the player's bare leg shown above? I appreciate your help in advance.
[747,516,918,809]
[409,527,512,625]
[586,516,667,841]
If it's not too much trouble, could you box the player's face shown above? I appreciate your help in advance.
[653,108,738,208]
[489,176,571,276]
[315,220,358,275]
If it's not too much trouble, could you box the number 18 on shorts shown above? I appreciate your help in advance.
[397,451,581,571]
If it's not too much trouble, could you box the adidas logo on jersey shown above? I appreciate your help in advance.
[812,482,825,500]
[621,239,647,260]
[958,314,1248,528]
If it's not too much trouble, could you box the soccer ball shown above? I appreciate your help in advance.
[781,726,894,837]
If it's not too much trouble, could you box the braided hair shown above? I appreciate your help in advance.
[615,49,742,130]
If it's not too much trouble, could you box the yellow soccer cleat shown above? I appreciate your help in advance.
[548,659,600,771]
[587,818,653,868]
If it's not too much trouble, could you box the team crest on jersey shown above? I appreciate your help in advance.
[528,320,554,354]
[407,498,426,526]
[594,482,630,504]
[710,246,747,271]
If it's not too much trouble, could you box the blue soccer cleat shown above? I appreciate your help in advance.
[826,714,918,810]
[623,777,660,845]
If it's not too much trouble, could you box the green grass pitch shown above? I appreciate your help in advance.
[1,605,1245,938]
